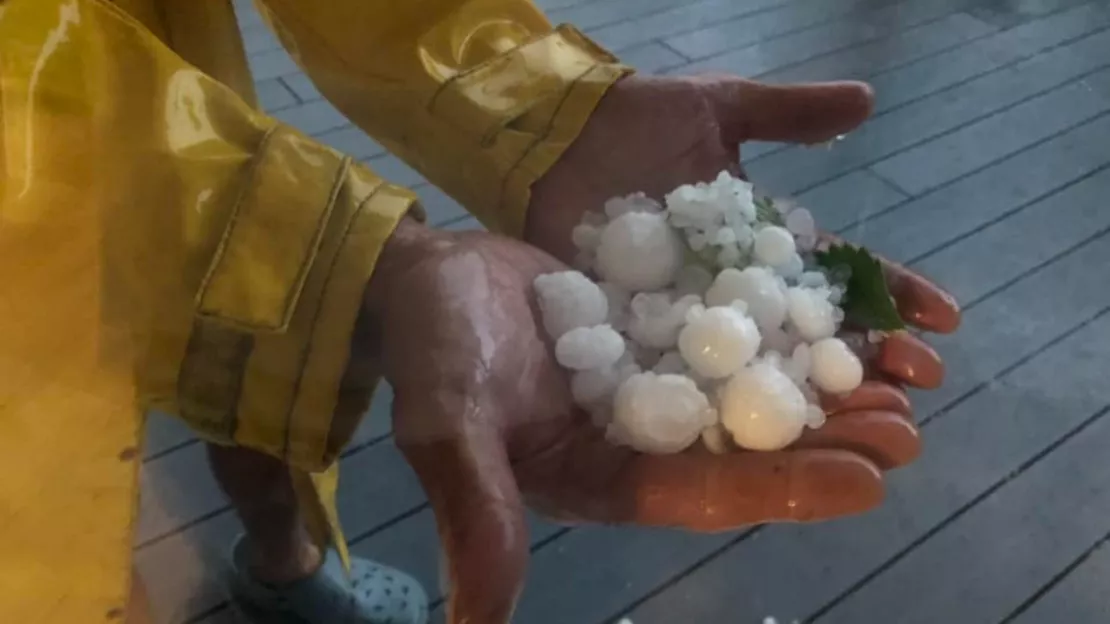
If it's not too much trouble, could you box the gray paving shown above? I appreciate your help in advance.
[135,0,1110,622]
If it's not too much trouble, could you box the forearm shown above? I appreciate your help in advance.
[0,0,422,618]
[254,0,631,237]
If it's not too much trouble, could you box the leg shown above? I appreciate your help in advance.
[206,443,322,584]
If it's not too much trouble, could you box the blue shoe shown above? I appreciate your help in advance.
[227,536,428,624]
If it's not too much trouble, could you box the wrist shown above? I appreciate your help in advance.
[364,215,442,318]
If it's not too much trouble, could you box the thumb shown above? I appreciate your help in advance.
[702,76,874,145]
[397,418,529,624]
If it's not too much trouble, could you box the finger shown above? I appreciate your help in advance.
[702,77,875,145]
[820,380,912,417]
[819,233,961,333]
[883,261,961,334]
[792,410,920,470]
[609,449,883,531]
[874,331,945,390]
[397,420,527,624]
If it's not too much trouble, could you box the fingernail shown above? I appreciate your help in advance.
[900,281,962,334]
[878,332,945,389]
[788,451,883,522]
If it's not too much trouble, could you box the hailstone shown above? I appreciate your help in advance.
[720,361,809,451]
[677,304,761,379]
[596,212,684,291]
[809,337,864,394]
[626,292,701,350]
[555,325,625,371]
[701,423,730,455]
[610,372,716,454]
[534,271,609,339]
[704,266,787,331]
[786,286,838,342]
[753,225,796,266]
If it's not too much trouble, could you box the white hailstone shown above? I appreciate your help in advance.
[571,223,602,253]
[809,337,864,394]
[806,404,827,429]
[570,367,622,407]
[785,207,816,238]
[704,266,788,331]
[797,271,829,289]
[604,192,662,219]
[796,234,818,253]
[555,325,625,371]
[782,343,812,387]
[665,184,721,230]
[677,304,761,379]
[687,229,710,251]
[720,361,809,451]
[717,243,743,268]
[713,226,738,246]
[596,212,684,291]
[731,222,756,251]
[675,264,714,297]
[786,286,838,342]
[775,253,805,280]
[753,225,796,267]
[533,271,609,339]
[627,292,701,350]
[610,372,716,454]
[653,350,688,375]
[599,282,631,330]
[701,423,730,454]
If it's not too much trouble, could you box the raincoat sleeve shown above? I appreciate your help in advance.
[0,1,418,620]
[254,0,633,236]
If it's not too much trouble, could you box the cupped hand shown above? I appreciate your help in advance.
[374,222,956,624]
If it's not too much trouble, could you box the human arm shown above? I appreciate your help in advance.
[0,1,430,619]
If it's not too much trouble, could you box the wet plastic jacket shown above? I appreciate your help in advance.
[0,0,627,620]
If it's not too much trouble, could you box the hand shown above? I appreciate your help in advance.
[372,220,958,624]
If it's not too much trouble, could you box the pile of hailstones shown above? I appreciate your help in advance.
[534,172,866,455]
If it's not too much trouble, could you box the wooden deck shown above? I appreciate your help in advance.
[136,0,1110,622]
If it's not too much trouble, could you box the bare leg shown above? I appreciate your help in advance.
[206,443,322,584]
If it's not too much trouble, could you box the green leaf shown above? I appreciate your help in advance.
[755,196,785,226]
[814,244,905,331]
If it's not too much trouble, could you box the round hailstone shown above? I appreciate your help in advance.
[705,266,788,331]
[776,253,805,280]
[571,223,602,253]
[809,337,864,394]
[555,325,625,371]
[797,271,829,289]
[534,271,609,339]
[701,423,730,455]
[627,292,701,350]
[806,404,827,429]
[786,286,838,342]
[720,361,809,451]
[785,207,816,238]
[610,372,716,454]
[677,304,761,379]
[753,225,796,267]
[596,212,684,291]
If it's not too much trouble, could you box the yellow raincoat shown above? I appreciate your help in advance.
[0,0,628,620]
